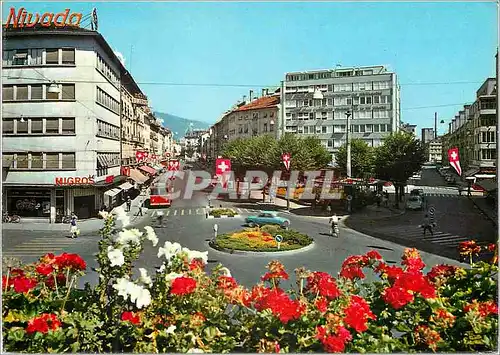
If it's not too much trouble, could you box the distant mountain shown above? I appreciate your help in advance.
[154,112,209,140]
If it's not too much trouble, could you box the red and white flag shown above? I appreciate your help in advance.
[168,159,180,171]
[215,159,231,175]
[136,151,145,162]
[448,147,462,176]
[282,153,291,171]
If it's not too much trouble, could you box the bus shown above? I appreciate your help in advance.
[149,184,172,207]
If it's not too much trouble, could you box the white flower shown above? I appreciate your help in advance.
[135,287,152,309]
[187,348,205,353]
[219,267,232,277]
[115,228,142,247]
[98,210,110,219]
[157,241,182,260]
[165,325,176,334]
[158,263,166,273]
[182,248,208,264]
[107,246,125,267]
[165,272,184,282]
[138,268,152,286]
[113,206,130,228]
[112,277,131,299]
[144,226,159,247]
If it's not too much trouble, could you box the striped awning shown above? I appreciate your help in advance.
[139,165,157,175]
[129,169,148,184]
[118,182,134,191]
[104,188,121,197]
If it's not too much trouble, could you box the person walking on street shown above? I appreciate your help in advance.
[137,199,144,216]
[422,214,433,236]
[329,213,340,237]
[126,196,132,212]
[69,212,79,238]
[156,211,164,227]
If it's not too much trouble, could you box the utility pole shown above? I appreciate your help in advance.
[345,109,352,178]
[434,112,438,140]
[280,80,285,139]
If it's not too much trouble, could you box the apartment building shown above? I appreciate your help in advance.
[401,123,417,135]
[421,128,435,144]
[443,78,497,187]
[283,65,400,162]
[427,139,442,163]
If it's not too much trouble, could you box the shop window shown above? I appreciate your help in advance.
[46,119,59,134]
[61,48,75,65]
[31,153,43,169]
[46,85,59,100]
[31,119,43,133]
[16,85,28,100]
[3,154,14,168]
[45,153,59,169]
[13,49,29,65]
[62,118,75,134]
[62,153,76,169]
[3,86,14,101]
[3,119,14,134]
[61,84,75,100]
[17,119,28,134]
[45,49,59,64]
[31,85,43,100]
[16,153,28,169]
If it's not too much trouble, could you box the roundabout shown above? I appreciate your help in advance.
[209,224,314,253]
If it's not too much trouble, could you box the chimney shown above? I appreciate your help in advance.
[261,88,266,97]
[249,90,253,101]
[266,89,269,96]
[242,95,246,103]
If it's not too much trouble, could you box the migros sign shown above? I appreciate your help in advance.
[55,176,95,186]
[4,7,82,29]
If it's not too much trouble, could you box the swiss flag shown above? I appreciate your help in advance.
[136,151,145,162]
[281,153,291,171]
[105,175,114,184]
[215,159,231,175]
[448,147,462,176]
[168,159,180,171]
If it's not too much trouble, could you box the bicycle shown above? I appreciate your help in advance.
[3,212,21,223]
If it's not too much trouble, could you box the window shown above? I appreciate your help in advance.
[359,125,366,133]
[61,48,75,65]
[46,119,60,134]
[31,153,43,169]
[373,95,380,104]
[45,49,59,64]
[31,119,43,133]
[96,53,119,86]
[353,125,360,133]
[263,123,268,132]
[62,118,75,134]
[13,49,28,65]
[366,96,372,104]
[328,140,333,147]
[16,153,28,169]
[31,85,43,100]
[30,48,43,65]
[17,119,28,133]
[45,153,60,169]
[16,85,28,100]
[3,154,14,168]
[3,119,14,134]
[380,124,387,132]
[62,153,76,169]
[96,87,119,113]
[3,86,14,101]
[366,124,373,133]
[61,84,75,100]
[46,85,59,100]
[360,97,366,105]
[270,123,274,132]
[373,124,380,133]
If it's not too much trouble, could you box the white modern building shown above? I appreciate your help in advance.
[427,139,443,163]
[283,65,401,162]
[2,23,132,221]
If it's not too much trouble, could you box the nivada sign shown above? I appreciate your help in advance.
[55,176,95,186]
[4,7,82,29]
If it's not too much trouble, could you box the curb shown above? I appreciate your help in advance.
[208,240,316,256]
[207,214,241,219]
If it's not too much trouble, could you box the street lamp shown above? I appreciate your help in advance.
[344,110,352,178]
[48,82,61,94]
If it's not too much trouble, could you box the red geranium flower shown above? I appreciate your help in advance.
[402,257,425,272]
[321,334,346,353]
[253,287,305,324]
[376,263,404,281]
[170,276,197,295]
[121,311,141,325]
[13,276,37,293]
[427,264,458,282]
[341,255,369,268]
[36,263,54,276]
[394,272,436,299]
[340,266,365,280]
[189,259,205,271]
[262,261,289,282]
[487,243,497,252]
[366,250,382,260]
[26,313,61,334]
[315,297,329,313]
[54,253,86,271]
[306,272,342,299]
[382,285,414,309]
[217,276,238,290]
[343,295,376,333]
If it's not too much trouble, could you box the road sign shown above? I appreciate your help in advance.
[275,234,283,243]
[346,195,353,201]
[213,224,218,232]
[429,207,435,214]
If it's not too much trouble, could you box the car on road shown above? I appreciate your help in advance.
[406,196,423,210]
[245,211,290,229]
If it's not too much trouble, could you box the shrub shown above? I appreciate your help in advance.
[209,208,237,217]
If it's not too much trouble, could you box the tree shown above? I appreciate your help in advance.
[336,139,375,178]
[373,131,426,208]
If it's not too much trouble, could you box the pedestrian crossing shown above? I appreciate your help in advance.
[376,224,493,250]
[150,207,263,218]
[3,237,94,258]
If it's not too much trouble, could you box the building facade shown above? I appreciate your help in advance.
[283,65,401,162]
[427,139,442,163]
[443,78,497,187]
[421,128,435,144]
[401,123,417,135]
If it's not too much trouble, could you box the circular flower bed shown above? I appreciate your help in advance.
[209,208,237,217]
[211,224,313,252]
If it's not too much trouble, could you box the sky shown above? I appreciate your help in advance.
[4,1,498,136]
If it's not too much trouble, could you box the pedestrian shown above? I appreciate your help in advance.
[137,199,144,216]
[126,196,132,212]
[421,214,434,236]
[156,211,164,227]
[382,192,389,207]
[69,212,79,238]
[375,192,381,207]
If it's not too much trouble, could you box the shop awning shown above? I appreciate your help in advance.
[118,182,134,191]
[129,169,148,184]
[104,188,122,197]
[139,165,157,175]
[154,165,163,171]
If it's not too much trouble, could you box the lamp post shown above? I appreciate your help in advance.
[344,110,352,178]
[280,81,285,139]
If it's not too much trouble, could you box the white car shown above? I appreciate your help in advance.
[406,196,423,211]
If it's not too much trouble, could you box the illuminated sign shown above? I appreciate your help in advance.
[4,7,82,29]
[55,176,95,186]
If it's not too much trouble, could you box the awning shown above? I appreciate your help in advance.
[477,179,497,192]
[154,165,163,171]
[129,169,148,184]
[139,165,157,175]
[465,168,480,177]
[118,182,134,191]
[104,188,122,197]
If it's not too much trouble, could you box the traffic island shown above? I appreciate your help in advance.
[209,224,314,254]
[206,208,240,219]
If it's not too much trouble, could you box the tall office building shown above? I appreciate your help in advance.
[421,128,435,144]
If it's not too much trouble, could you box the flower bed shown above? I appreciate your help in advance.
[212,225,313,252]
[208,208,237,218]
[2,209,498,353]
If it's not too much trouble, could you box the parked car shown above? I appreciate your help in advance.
[245,211,290,229]
[406,196,423,210]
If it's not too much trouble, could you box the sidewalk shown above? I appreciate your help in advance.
[2,192,151,233]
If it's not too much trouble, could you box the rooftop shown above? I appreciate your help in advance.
[234,95,280,112]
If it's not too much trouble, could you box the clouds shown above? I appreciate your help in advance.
[114,50,126,66]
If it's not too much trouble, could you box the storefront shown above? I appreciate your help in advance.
[7,188,52,218]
